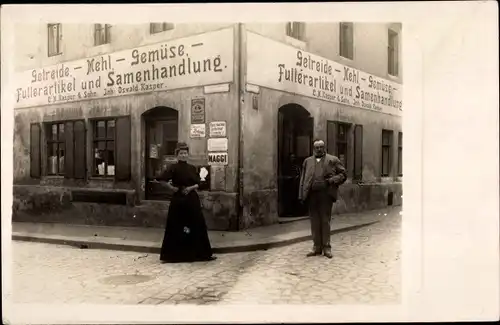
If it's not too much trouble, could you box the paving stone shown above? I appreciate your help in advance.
[13,208,401,305]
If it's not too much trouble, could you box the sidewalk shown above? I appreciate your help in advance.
[12,207,401,254]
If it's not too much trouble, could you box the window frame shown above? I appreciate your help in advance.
[150,22,175,34]
[286,22,305,41]
[388,29,399,77]
[381,129,393,177]
[339,22,354,60]
[47,23,62,57]
[45,122,66,176]
[92,118,116,178]
[94,24,112,46]
[397,131,403,176]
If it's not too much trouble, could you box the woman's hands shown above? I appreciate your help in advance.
[182,185,194,195]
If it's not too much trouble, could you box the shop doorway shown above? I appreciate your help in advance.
[143,106,178,201]
[277,103,313,217]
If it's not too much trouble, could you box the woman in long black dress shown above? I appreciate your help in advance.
[155,142,217,263]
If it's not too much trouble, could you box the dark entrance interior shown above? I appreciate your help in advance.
[143,106,178,201]
[277,103,314,217]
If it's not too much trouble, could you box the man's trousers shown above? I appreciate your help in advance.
[308,189,334,252]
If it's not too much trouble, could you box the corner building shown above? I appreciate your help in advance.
[13,23,403,230]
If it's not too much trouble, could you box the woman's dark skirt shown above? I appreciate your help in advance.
[160,191,214,263]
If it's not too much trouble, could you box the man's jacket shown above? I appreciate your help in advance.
[298,153,347,202]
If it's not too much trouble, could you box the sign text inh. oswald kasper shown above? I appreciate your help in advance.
[14,28,234,109]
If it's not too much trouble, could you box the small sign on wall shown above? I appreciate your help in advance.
[207,138,228,152]
[196,165,211,191]
[191,98,206,124]
[209,121,227,137]
[208,152,228,166]
[190,124,206,138]
[211,165,226,191]
[149,144,159,159]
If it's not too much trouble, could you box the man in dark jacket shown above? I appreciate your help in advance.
[298,139,347,258]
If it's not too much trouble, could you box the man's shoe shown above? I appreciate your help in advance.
[306,251,321,257]
[323,250,333,259]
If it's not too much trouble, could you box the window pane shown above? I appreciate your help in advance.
[107,120,115,139]
[49,143,58,174]
[163,121,177,139]
[94,142,105,176]
[382,147,390,175]
[107,141,115,176]
[382,131,392,145]
[398,148,403,175]
[96,121,106,138]
[105,24,111,43]
[337,143,347,166]
[50,124,57,140]
[58,123,65,141]
[58,143,65,174]
[338,123,347,140]
[97,141,106,151]
[151,23,162,34]
[107,141,115,164]
[165,141,177,156]
[48,24,57,55]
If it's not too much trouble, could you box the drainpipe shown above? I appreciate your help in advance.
[236,23,244,231]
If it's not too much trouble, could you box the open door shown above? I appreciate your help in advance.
[143,107,178,201]
[277,104,312,218]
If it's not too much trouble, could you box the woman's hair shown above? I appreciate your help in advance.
[174,142,190,156]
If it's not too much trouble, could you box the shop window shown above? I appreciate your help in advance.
[388,29,399,76]
[92,116,131,181]
[47,23,62,57]
[339,22,354,60]
[150,23,174,34]
[327,121,350,168]
[397,131,403,176]
[353,124,363,181]
[286,22,305,41]
[381,129,393,177]
[43,120,87,179]
[46,123,66,176]
[94,24,111,46]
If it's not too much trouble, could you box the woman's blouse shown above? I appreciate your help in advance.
[158,161,201,188]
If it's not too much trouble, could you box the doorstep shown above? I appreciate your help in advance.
[11,207,400,254]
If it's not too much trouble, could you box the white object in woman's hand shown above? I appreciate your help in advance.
[182,186,191,195]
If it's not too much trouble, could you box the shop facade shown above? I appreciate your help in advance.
[12,23,402,230]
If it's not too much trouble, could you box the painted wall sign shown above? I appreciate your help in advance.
[207,152,228,166]
[209,121,226,137]
[190,124,206,138]
[191,98,206,124]
[14,27,234,109]
[207,138,228,152]
[246,31,403,116]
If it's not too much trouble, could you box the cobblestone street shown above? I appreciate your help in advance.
[12,209,401,305]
